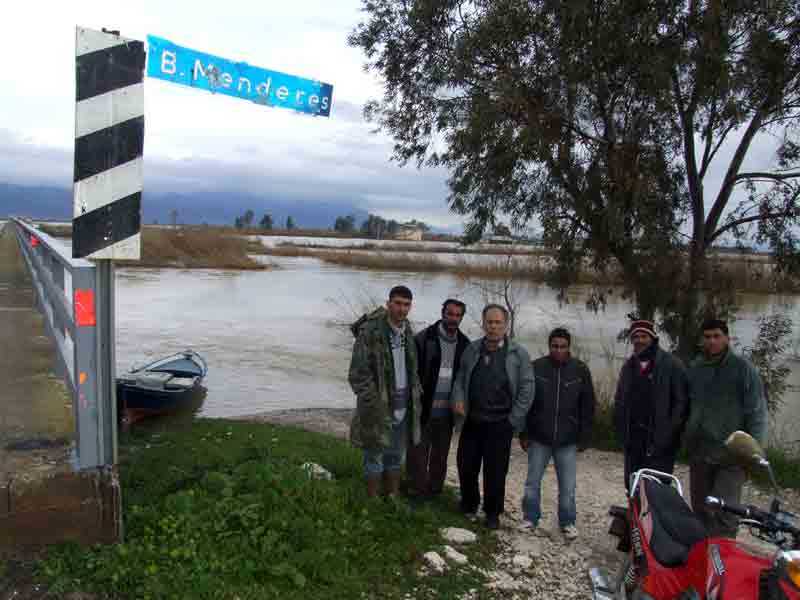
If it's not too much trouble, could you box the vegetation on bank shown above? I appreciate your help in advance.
[129,229,267,270]
[260,245,787,294]
[39,420,496,600]
[272,241,548,256]
[36,225,268,270]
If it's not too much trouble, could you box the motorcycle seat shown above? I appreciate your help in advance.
[644,479,707,567]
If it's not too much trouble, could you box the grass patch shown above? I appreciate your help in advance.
[39,420,496,600]
[127,229,269,270]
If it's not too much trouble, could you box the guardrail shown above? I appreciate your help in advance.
[9,217,116,470]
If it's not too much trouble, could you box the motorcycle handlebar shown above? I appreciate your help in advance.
[705,496,770,521]
[705,496,800,538]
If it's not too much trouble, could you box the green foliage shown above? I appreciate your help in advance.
[350,0,800,356]
[259,213,273,230]
[39,420,494,600]
[333,214,357,234]
[285,216,296,230]
[360,213,388,239]
[235,210,255,230]
[742,313,794,415]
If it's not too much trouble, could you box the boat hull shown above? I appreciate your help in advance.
[117,383,205,426]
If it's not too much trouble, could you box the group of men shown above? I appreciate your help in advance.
[348,286,768,540]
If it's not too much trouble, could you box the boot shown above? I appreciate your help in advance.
[366,474,381,498]
[383,471,401,498]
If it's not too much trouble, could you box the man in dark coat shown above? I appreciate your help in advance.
[407,299,470,498]
[613,319,689,490]
[519,328,595,540]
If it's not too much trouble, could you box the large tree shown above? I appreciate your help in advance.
[361,213,388,238]
[334,214,357,233]
[350,0,800,356]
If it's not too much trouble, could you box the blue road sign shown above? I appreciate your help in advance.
[146,35,333,117]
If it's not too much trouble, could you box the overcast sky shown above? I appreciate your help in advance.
[0,1,783,232]
[0,0,462,227]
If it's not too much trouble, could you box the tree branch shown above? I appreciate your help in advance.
[698,98,718,178]
[705,105,768,239]
[708,209,799,244]
[699,122,737,181]
[734,171,800,183]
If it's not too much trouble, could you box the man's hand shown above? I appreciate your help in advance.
[453,401,465,416]
[519,433,529,452]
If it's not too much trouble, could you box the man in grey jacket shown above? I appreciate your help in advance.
[452,304,534,529]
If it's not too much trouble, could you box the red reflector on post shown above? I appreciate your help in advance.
[30,235,39,247]
[75,289,96,327]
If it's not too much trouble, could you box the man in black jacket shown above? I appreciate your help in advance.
[613,319,689,491]
[407,299,471,498]
[519,328,595,540]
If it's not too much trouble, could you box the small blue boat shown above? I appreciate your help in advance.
[117,350,207,427]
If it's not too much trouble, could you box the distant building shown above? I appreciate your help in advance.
[484,234,515,245]
[395,225,424,241]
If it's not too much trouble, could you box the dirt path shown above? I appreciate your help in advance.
[242,408,800,599]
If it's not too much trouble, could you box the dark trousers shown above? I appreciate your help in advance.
[690,460,746,538]
[624,445,676,491]
[456,418,514,517]
[407,416,454,495]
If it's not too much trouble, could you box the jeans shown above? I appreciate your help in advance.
[521,440,577,528]
[363,416,407,476]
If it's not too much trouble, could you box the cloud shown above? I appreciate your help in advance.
[0,126,459,226]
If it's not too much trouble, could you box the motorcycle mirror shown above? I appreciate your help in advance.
[724,431,767,468]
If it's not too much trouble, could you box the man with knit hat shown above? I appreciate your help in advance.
[613,319,689,490]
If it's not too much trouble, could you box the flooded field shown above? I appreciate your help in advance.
[113,242,800,446]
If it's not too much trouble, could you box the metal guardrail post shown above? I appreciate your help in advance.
[10,218,116,470]
[95,261,117,465]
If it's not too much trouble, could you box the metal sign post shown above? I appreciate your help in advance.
[73,26,146,468]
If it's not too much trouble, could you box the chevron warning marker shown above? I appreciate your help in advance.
[72,27,145,260]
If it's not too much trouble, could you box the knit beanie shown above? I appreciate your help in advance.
[629,319,658,340]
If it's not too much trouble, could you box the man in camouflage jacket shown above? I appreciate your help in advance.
[349,286,423,497]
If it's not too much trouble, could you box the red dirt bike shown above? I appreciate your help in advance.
[589,431,800,600]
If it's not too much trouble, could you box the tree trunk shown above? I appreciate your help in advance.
[676,243,706,360]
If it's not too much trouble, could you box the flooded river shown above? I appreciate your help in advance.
[113,238,800,447]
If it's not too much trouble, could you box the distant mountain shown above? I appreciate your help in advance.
[0,183,370,230]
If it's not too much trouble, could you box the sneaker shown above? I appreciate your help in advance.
[485,514,500,530]
[517,520,537,532]
[520,521,550,537]
[562,524,579,541]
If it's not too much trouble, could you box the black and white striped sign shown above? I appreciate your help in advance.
[73,27,145,260]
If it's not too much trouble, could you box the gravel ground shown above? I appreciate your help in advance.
[242,408,800,599]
